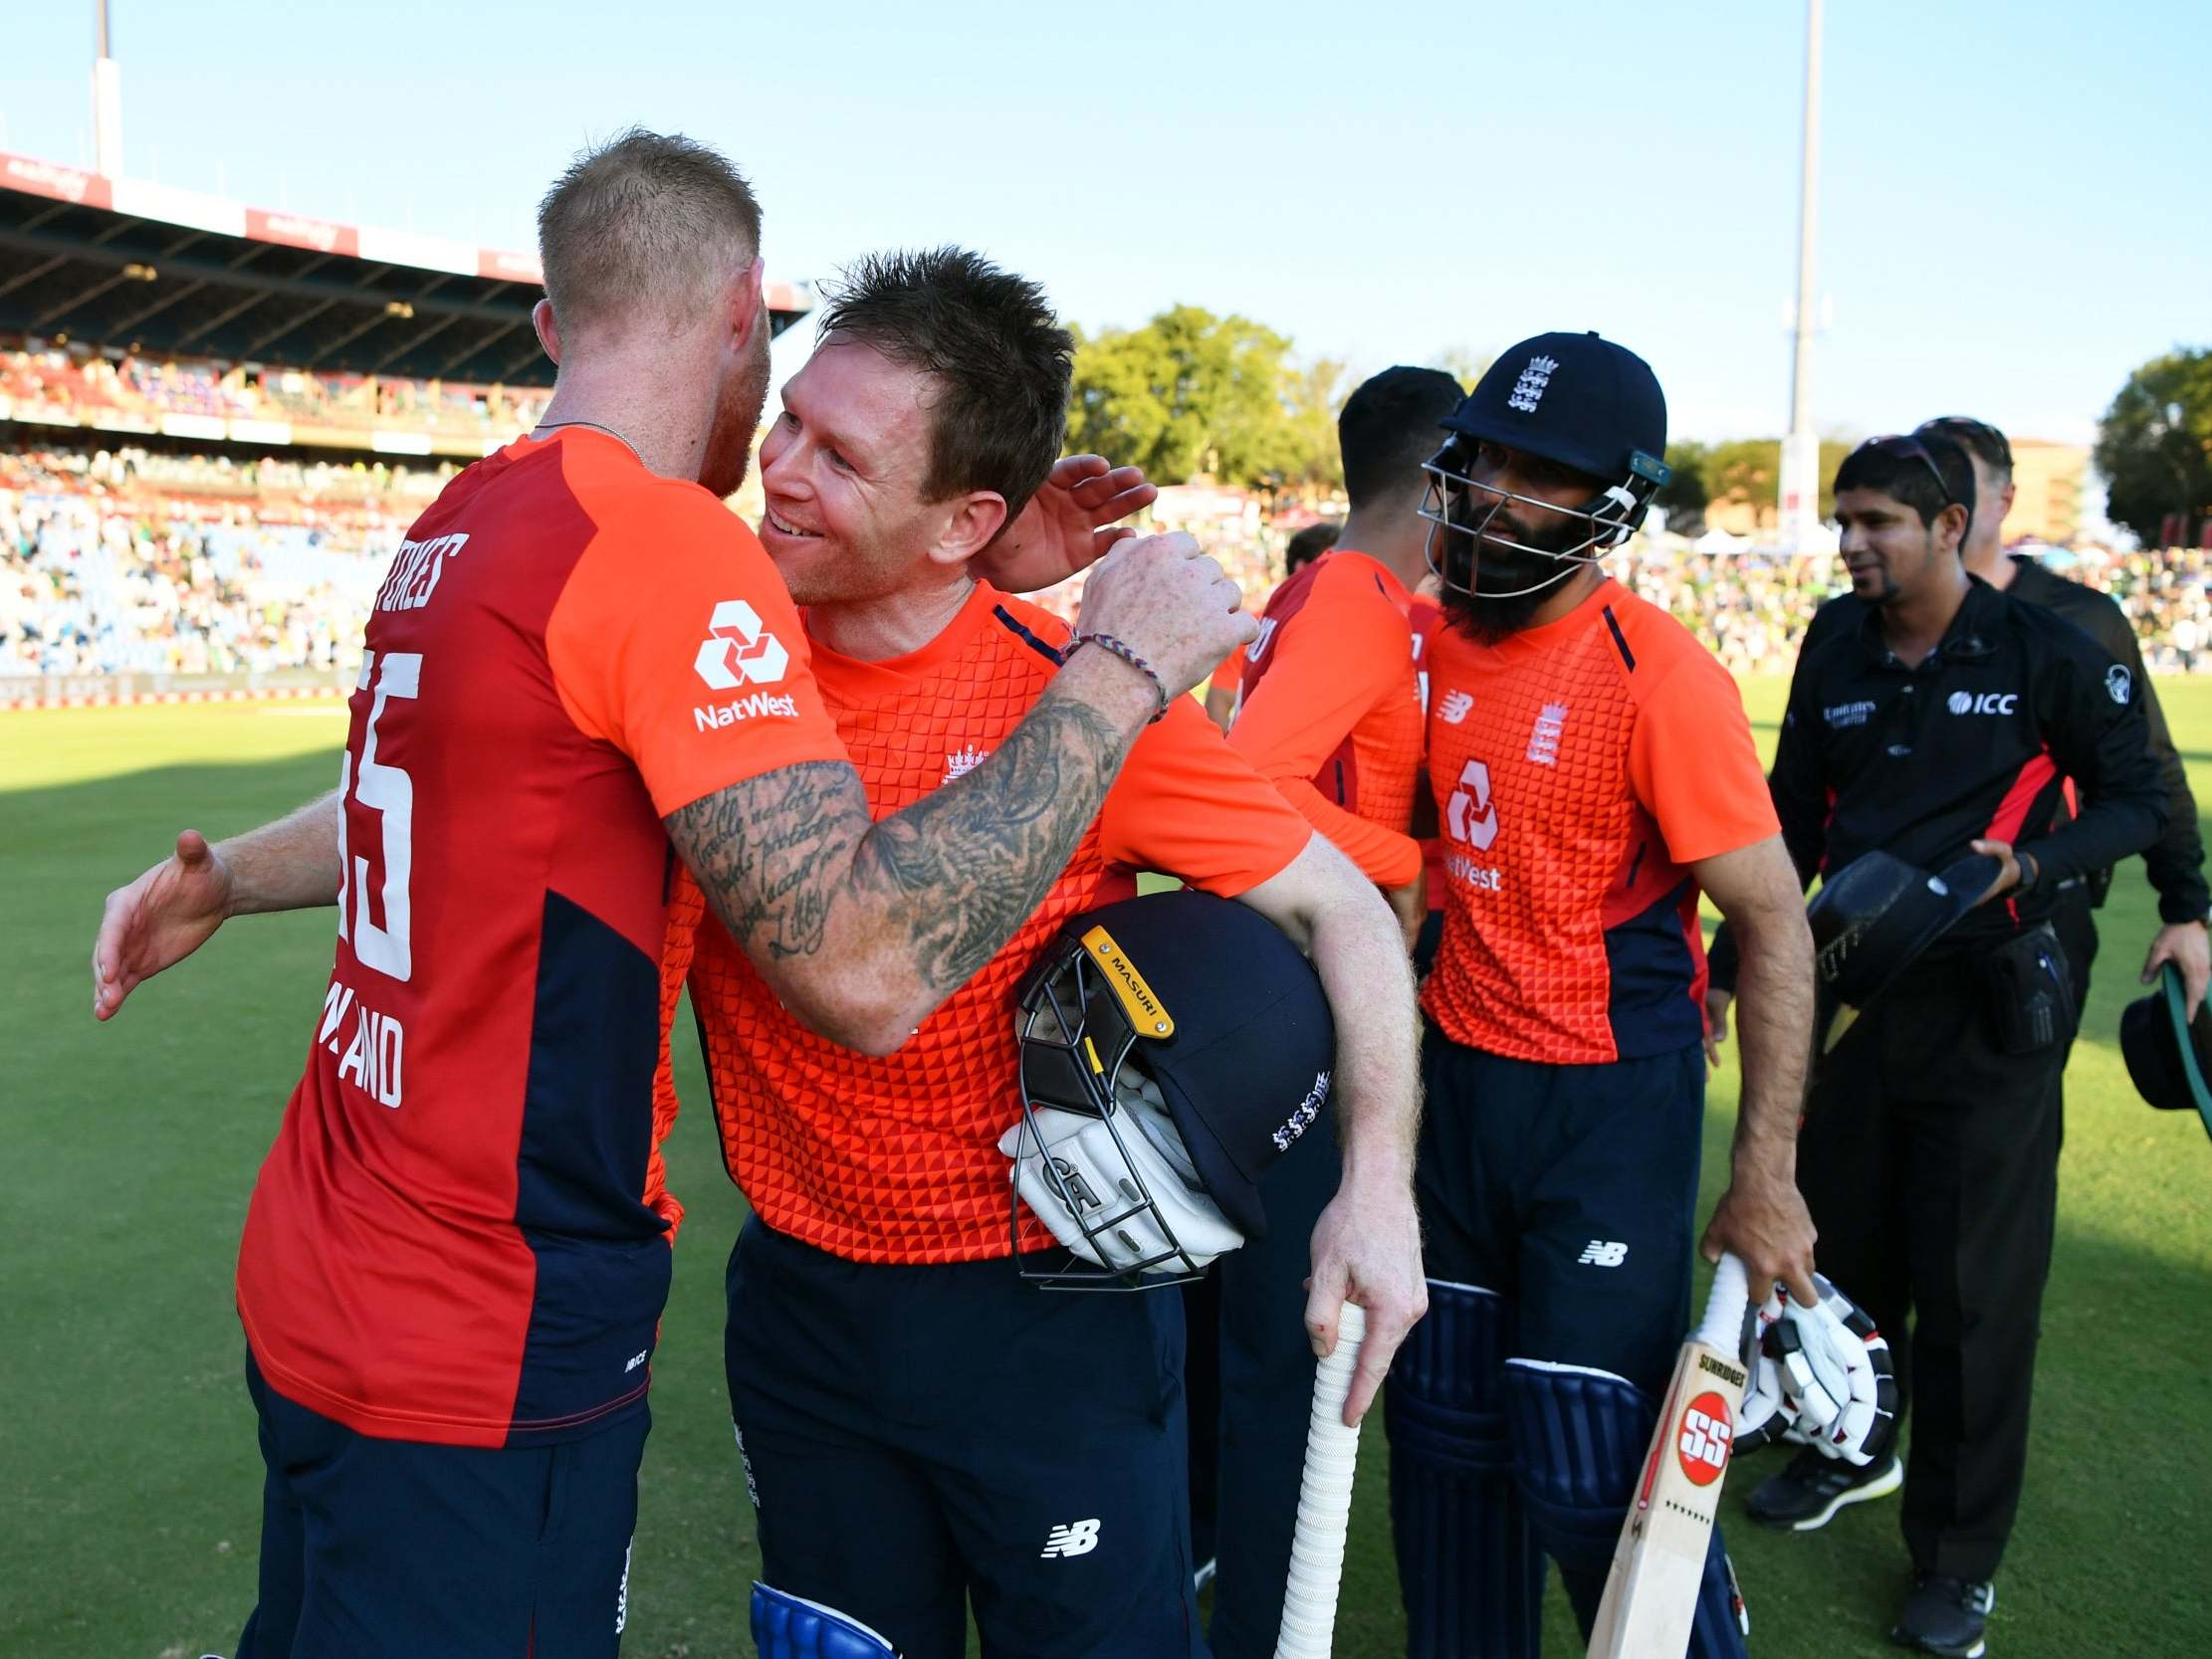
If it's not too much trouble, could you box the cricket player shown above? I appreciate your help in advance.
[656,247,1426,1659]
[87,134,1251,1659]
[1386,333,1819,1659]
[1728,432,2163,1657]
[1203,520,1336,731]
[1181,363,1459,1659]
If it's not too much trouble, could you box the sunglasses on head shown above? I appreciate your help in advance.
[1852,434,1956,509]
[1916,415,2013,472]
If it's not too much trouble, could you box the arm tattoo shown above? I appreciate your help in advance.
[666,684,1129,1006]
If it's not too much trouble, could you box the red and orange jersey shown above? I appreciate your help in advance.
[1230,549,1425,889]
[1421,579,1777,1065]
[659,580,1313,1266]
[1209,638,1245,700]
[1410,591,1447,915]
[237,427,844,1448]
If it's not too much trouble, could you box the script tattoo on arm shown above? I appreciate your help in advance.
[665,684,1130,1048]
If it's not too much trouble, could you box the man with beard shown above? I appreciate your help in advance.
[87,133,1250,1659]
[1385,332,1819,1659]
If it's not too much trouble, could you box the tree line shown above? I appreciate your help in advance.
[1064,308,2210,549]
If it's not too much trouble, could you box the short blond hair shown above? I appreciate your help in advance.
[537,128,763,339]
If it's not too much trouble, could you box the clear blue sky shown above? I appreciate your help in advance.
[2,0,2205,447]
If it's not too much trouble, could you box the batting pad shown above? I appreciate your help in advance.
[1386,1283,1544,1659]
[751,1582,899,1659]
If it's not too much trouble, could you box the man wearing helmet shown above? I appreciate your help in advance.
[1386,332,1819,1659]
[657,248,1426,1659]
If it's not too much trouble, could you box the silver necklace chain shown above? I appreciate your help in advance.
[533,417,643,462]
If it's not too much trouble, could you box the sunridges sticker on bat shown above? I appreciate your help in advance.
[1586,1254,1751,1659]
[1272,1302,1366,1659]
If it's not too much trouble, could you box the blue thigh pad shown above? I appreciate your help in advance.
[1385,1281,1544,1659]
[752,1582,901,1659]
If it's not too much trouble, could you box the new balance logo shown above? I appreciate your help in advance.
[1578,1240,1629,1267]
[945,744,989,782]
[1041,1519,1101,1558]
[1438,689,1473,725]
[694,599,789,689]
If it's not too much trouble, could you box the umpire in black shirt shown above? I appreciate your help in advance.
[1725,432,2164,1659]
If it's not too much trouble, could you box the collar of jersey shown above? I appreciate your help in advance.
[803,578,1005,698]
[1858,571,2002,669]
[1322,547,1412,611]
[1472,574,1624,660]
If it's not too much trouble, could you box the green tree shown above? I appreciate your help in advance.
[1698,436,1854,523]
[1065,307,1343,490]
[2095,349,2212,547]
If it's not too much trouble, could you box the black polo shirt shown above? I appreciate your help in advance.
[1769,573,2165,958]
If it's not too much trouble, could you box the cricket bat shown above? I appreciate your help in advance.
[1585,1253,1751,1659]
[1272,1301,1366,1659]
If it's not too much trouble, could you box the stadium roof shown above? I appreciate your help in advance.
[0,149,812,387]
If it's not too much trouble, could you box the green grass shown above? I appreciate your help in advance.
[3,686,2208,1658]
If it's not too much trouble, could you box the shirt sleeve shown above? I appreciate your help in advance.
[1227,568,1423,887]
[545,489,847,817]
[2024,625,2166,887]
[1209,641,1244,696]
[1099,697,1315,896]
[1626,645,1781,866]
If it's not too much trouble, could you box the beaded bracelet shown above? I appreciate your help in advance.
[1070,631,1170,723]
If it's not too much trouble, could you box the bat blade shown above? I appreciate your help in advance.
[1586,1255,1750,1659]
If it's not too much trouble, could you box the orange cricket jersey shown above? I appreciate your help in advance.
[1411,591,1447,914]
[1421,579,1777,1064]
[661,581,1313,1265]
[1230,549,1425,889]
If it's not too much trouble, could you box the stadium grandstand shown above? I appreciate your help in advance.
[0,146,812,704]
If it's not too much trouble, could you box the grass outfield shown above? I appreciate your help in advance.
[3,683,2208,1658]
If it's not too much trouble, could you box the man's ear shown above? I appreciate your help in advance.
[1999,480,2017,523]
[730,256,768,351]
[929,491,1012,569]
[533,298,562,366]
[1936,501,1971,555]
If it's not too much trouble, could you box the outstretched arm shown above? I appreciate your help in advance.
[93,790,342,1019]
[1235,833,1427,1424]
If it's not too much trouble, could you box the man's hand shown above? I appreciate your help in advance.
[1968,837,2025,904]
[1383,868,1427,953]
[1704,986,1733,1069]
[1073,531,1255,699]
[2142,919,2211,1021]
[1701,1171,1818,1309]
[1304,1168,1428,1426]
[93,829,235,1020]
[974,455,1158,593]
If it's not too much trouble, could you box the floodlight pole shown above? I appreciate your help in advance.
[93,0,124,178]
[1778,0,1823,552]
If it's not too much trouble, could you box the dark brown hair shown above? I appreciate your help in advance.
[815,247,1072,518]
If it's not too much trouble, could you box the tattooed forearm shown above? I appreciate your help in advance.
[664,671,1141,1050]
[852,688,1124,993]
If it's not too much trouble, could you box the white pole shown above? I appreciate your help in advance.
[1779,0,1823,551]
[92,0,123,178]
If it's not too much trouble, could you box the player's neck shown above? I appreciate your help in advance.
[534,352,718,488]
[1878,562,1971,668]
[807,572,978,662]
[1336,508,1430,595]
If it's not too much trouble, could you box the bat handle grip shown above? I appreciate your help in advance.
[1692,1252,1750,1352]
[1272,1302,1366,1659]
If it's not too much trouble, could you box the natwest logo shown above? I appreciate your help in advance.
[694,599,788,689]
[694,690,799,731]
[1444,757,1499,851]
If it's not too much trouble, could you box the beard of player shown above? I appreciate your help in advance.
[1438,486,1592,644]
[698,297,774,500]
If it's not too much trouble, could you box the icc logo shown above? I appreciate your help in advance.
[1445,757,1499,851]
[695,600,788,690]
